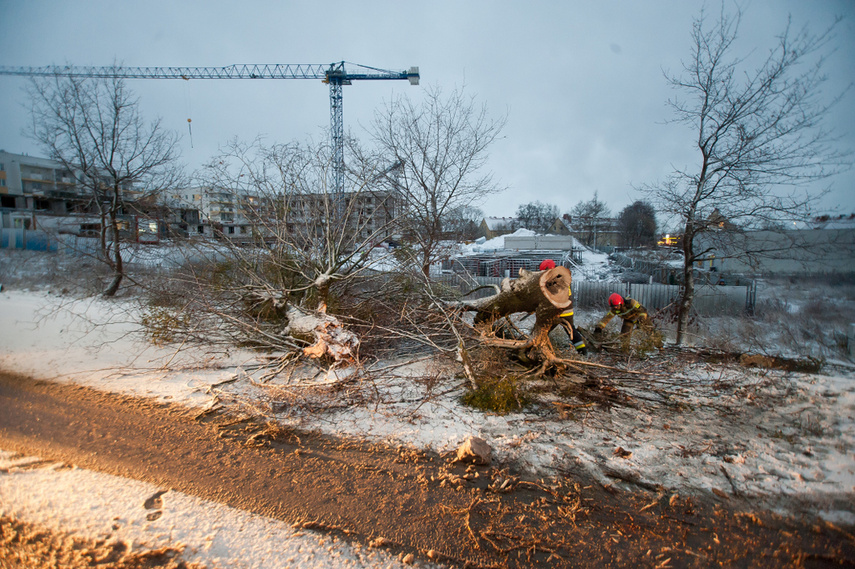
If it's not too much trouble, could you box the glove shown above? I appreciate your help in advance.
[593,327,603,336]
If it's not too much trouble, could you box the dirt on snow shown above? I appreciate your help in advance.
[1,370,853,568]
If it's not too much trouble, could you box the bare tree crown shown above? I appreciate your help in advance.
[370,85,506,275]
[641,6,850,345]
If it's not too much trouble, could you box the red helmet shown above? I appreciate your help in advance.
[539,259,556,270]
[608,293,624,307]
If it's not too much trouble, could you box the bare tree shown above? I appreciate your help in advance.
[516,201,560,233]
[642,7,850,345]
[570,191,612,247]
[571,191,611,219]
[201,137,402,308]
[444,204,484,241]
[370,85,506,276]
[617,200,657,248]
[28,72,181,296]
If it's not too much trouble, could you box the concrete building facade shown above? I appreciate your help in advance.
[0,150,81,215]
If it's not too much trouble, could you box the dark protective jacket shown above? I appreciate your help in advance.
[596,297,647,330]
[559,285,574,319]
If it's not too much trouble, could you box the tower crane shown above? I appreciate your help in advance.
[0,62,420,193]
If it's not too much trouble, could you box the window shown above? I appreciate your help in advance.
[80,223,100,236]
[227,226,235,234]
[0,179,5,187]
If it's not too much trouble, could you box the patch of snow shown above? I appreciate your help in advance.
[459,228,536,254]
[0,451,436,569]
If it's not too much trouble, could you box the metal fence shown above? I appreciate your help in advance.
[572,280,754,316]
[610,251,755,287]
[1,228,58,251]
[435,273,755,317]
[1,229,103,254]
[442,250,583,278]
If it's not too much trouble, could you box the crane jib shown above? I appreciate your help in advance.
[0,64,419,83]
[0,62,420,194]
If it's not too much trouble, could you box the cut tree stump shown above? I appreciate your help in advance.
[466,267,571,321]
[283,305,359,363]
[238,286,359,364]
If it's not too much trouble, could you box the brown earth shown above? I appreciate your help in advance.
[0,370,853,568]
[0,516,204,569]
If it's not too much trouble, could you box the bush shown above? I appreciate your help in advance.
[140,305,192,346]
[461,374,530,414]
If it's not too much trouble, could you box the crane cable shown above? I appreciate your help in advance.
[182,75,194,148]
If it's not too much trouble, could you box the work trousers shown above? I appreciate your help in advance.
[558,316,587,354]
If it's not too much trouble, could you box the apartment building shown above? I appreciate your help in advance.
[286,189,402,246]
[0,151,403,248]
[166,185,401,246]
[0,150,193,245]
[0,150,82,214]
[166,186,270,240]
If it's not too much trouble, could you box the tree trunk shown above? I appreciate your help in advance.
[464,267,573,369]
[468,267,572,321]
[102,206,124,297]
[675,264,694,345]
[675,223,698,345]
[98,209,110,266]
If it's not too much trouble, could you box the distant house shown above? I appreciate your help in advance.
[657,233,682,247]
[478,217,518,240]
[707,208,739,231]
[545,215,573,236]
[566,214,619,249]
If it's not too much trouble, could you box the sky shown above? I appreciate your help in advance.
[1,0,853,222]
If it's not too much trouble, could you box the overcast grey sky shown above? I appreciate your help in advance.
[1,1,853,222]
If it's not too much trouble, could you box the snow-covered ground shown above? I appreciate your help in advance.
[0,289,442,568]
[0,450,425,569]
[1,246,854,566]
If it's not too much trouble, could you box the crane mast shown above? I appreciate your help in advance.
[0,61,420,193]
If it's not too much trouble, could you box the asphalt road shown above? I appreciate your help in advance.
[1,370,852,568]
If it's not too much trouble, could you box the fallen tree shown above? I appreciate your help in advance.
[461,266,577,375]
[284,304,359,362]
[241,286,359,363]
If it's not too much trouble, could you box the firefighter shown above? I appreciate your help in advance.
[594,293,653,351]
[539,259,587,355]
